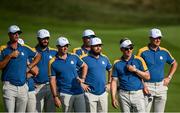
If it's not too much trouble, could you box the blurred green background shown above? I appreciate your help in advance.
[0,0,180,112]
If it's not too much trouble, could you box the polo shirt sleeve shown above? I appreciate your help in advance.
[106,58,112,71]
[112,63,118,78]
[23,45,37,58]
[50,65,56,77]
[48,58,56,76]
[138,58,148,71]
[166,51,174,64]
[75,55,84,67]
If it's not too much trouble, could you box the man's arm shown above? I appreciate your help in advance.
[81,62,88,81]
[50,76,61,108]
[127,65,150,80]
[77,63,91,92]
[0,50,19,69]
[111,77,119,109]
[27,53,41,70]
[106,69,112,91]
[164,60,178,86]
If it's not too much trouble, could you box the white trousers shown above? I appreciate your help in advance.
[26,91,36,112]
[84,92,108,113]
[3,81,28,112]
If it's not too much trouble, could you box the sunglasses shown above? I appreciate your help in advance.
[123,46,133,51]
[57,44,69,48]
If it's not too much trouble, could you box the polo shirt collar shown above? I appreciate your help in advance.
[148,44,160,52]
[121,54,135,62]
[7,41,21,50]
[56,53,70,60]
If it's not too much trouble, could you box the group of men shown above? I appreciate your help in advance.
[0,25,178,113]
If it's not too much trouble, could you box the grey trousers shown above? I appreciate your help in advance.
[59,93,86,113]
[118,89,146,113]
[35,83,56,113]
[3,81,28,112]
[145,81,167,113]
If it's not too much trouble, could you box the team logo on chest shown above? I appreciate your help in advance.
[21,52,24,56]
[71,60,74,64]
[160,56,163,60]
[102,61,105,65]
[49,55,52,59]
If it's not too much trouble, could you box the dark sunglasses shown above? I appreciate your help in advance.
[57,44,69,48]
[155,37,161,40]
[123,46,133,51]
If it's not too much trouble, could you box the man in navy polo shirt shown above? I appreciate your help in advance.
[73,29,96,58]
[49,37,88,112]
[137,28,178,113]
[82,37,112,113]
[33,29,57,112]
[111,38,150,112]
[0,25,41,112]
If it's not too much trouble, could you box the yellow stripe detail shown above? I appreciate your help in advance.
[0,45,7,51]
[48,57,56,76]
[137,46,149,57]
[72,47,81,54]
[49,47,57,51]
[160,47,174,60]
[23,44,36,52]
[101,53,108,58]
[113,59,121,65]
[80,54,88,59]
[134,55,148,71]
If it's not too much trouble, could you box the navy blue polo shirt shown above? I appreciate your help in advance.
[33,46,57,84]
[137,46,174,82]
[49,53,84,95]
[82,53,112,95]
[112,55,148,91]
[0,42,36,86]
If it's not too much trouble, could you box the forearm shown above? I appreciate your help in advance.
[28,53,41,69]
[167,60,178,79]
[111,78,117,100]
[107,70,112,83]
[50,77,58,97]
[0,55,12,69]
[81,63,88,80]
[135,69,150,80]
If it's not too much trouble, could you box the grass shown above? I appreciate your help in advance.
[0,7,180,112]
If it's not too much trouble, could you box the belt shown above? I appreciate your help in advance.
[119,89,142,94]
[35,82,49,85]
[145,81,163,86]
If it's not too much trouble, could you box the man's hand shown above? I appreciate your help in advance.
[112,99,119,109]
[143,83,150,95]
[9,50,19,58]
[29,65,39,76]
[106,83,110,92]
[80,82,91,92]
[54,97,61,108]
[163,77,171,86]
[127,65,136,72]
